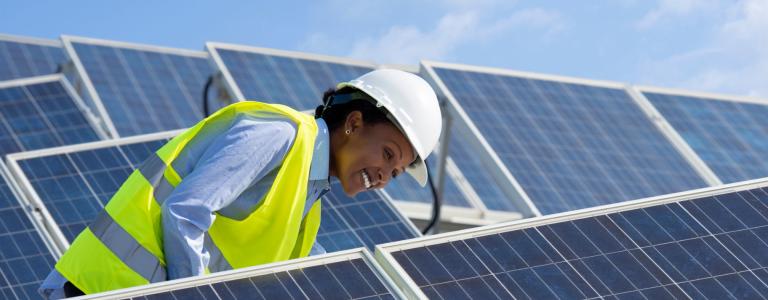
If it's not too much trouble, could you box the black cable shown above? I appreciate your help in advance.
[202,76,214,117]
[421,160,441,235]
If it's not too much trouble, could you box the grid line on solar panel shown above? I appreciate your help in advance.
[7,130,418,253]
[0,162,60,300]
[0,34,65,81]
[376,178,768,299]
[0,74,104,157]
[423,61,710,216]
[77,249,402,299]
[638,86,768,185]
[62,35,213,138]
[207,42,376,111]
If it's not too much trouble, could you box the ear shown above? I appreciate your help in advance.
[344,111,364,134]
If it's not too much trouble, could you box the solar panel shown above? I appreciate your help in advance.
[424,61,711,215]
[641,88,768,184]
[207,43,375,110]
[62,36,213,138]
[0,34,65,81]
[8,131,418,252]
[80,248,401,299]
[377,179,768,299]
[0,74,104,157]
[0,162,59,300]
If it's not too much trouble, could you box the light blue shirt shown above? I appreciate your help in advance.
[39,115,331,299]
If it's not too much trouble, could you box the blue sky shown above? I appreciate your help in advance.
[2,0,766,97]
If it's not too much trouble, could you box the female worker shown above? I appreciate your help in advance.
[39,69,442,298]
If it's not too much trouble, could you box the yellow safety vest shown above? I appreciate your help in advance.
[55,102,322,294]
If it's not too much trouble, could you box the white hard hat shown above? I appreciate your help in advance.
[337,69,442,187]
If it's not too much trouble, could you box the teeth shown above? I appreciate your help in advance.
[362,170,372,189]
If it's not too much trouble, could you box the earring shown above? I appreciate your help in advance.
[345,129,351,135]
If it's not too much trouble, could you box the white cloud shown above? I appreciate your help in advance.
[344,8,562,64]
[639,0,768,97]
[635,0,719,29]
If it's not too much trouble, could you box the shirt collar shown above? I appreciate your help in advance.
[309,118,330,183]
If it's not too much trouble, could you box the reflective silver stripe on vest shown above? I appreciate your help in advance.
[137,153,174,204]
[89,211,167,283]
[204,234,233,273]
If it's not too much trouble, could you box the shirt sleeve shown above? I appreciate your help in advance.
[161,116,297,279]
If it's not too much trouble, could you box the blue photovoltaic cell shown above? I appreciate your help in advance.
[0,38,65,81]
[127,257,396,299]
[0,165,57,300]
[319,181,418,252]
[432,67,708,214]
[391,186,768,299]
[69,40,213,137]
[644,92,768,184]
[0,79,101,157]
[213,47,373,110]
[17,138,417,251]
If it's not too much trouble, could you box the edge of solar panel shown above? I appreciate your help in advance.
[61,35,209,139]
[374,176,768,299]
[0,73,110,143]
[5,129,184,253]
[76,248,405,299]
[627,85,724,184]
[0,160,62,257]
[0,33,61,47]
[420,60,723,218]
[205,41,378,107]
[634,84,768,183]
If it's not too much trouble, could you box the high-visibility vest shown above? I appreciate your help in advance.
[55,102,322,294]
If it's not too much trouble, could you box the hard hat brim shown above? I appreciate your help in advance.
[406,156,428,187]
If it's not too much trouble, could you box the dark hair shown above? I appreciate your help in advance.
[314,88,391,132]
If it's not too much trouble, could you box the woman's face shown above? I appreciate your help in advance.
[330,111,415,197]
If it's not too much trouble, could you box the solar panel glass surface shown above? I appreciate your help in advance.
[0,38,64,81]
[644,92,768,184]
[67,39,212,137]
[387,185,768,299]
[0,165,57,300]
[0,77,101,157]
[431,66,708,214]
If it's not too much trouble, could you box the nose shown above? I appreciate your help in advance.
[376,168,393,188]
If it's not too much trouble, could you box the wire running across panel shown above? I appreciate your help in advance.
[14,134,418,252]
[380,181,768,299]
[63,36,213,137]
[0,75,102,157]
[208,43,375,110]
[82,249,399,299]
[430,65,708,215]
[0,163,57,300]
[0,35,65,81]
[643,91,768,184]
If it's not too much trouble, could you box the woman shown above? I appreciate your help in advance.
[39,69,442,298]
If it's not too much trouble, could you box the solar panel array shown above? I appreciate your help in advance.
[10,133,418,252]
[85,249,400,299]
[378,182,768,299]
[0,163,57,300]
[0,35,65,81]
[64,36,213,138]
[643,90,768,184]
[208,43,375,110]
[0,75,102,157]
[426,64,710,215]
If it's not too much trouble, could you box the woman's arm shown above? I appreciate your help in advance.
[161,116,297,279]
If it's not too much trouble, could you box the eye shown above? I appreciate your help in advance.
[384,148,393,161]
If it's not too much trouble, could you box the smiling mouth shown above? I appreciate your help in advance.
[361,169,372,190]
